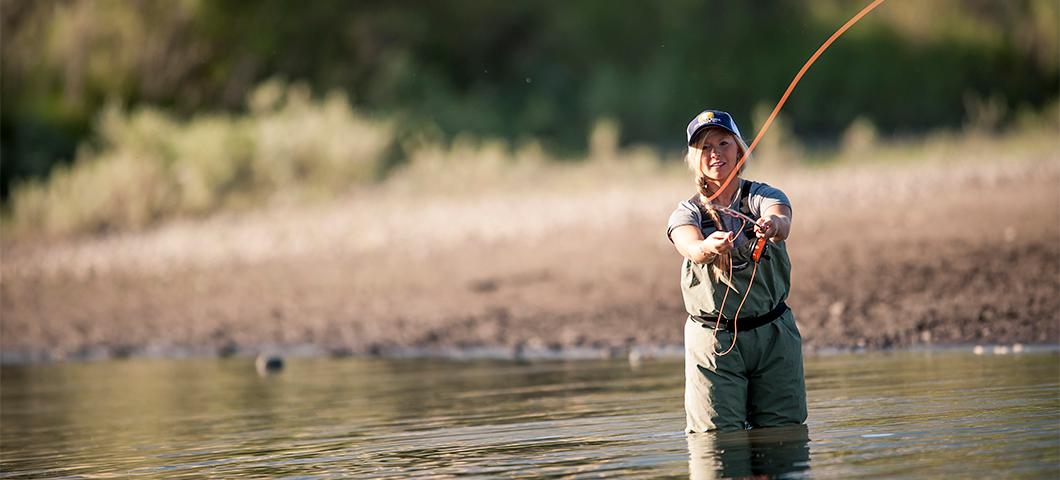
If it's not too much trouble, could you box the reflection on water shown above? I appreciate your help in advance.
[1,350,1057,478]
[688,424,810,479]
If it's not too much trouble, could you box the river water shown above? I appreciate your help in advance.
[1,349,1057,478]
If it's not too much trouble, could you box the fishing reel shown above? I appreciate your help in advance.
[752,236,769,263]
[735,225,770,264]
[728,231,769,270]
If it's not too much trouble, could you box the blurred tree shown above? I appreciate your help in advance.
[1,0,1057,198]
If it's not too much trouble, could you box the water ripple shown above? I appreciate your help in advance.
[1,352,1056,478]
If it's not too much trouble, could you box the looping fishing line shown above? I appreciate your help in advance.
[706,0,887,355]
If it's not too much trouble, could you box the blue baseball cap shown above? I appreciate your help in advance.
[686,110,743,146]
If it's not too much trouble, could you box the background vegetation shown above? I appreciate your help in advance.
[2,0,1057,237]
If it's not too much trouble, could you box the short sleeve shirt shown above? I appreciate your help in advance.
[666,180,793,318]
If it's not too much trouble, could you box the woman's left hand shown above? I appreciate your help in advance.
[754,216,777,238]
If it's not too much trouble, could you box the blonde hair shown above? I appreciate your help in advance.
[685,129,752,281]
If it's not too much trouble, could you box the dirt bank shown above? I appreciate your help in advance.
[2,155,1058,362]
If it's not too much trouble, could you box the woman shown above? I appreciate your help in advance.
[667,109,806,433]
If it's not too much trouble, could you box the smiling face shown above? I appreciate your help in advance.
[688,128,742,183]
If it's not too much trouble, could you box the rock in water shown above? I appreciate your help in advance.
[255,354,284,375]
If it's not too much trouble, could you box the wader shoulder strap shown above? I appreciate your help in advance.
[739,180,757,240]
[696,182,752,231]
[738,179,753,217]
[691,196,717,230]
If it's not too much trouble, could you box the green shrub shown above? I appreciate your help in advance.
[8,80,393,237]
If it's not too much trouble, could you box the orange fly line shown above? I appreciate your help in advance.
[707,0,888,203]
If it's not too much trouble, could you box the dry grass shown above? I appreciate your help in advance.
[2,125,1057,361]
[6,123,1054,280]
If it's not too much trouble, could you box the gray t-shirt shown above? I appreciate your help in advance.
[666,179,793,318]
[666,180,791,248]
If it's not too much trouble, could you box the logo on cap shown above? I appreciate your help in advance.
[698,111,715,123]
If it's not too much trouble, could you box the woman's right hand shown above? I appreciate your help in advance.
[699,231,735,257]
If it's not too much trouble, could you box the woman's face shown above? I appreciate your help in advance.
[690,128,740,182]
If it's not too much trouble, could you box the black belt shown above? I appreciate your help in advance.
[691,301,789,332]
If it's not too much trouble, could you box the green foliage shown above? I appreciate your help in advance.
[2,0,1057,226]
[8,81,392,236]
